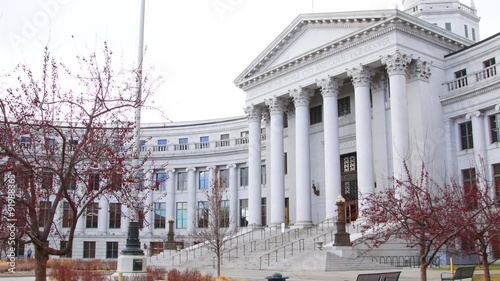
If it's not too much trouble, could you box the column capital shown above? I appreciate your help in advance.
[206,165,216,171]
[262,109,270,124]
[226,163,237,169]
[286,103,296,118]
[465,111,482,119]
[186,167,196,172]
[289,87,314,107]
[316,76,343,98]
[381,50,412,76]
[347,65,373,88]
[244,105,262,122]
[408,58,431,82]
[495,104,500,111]
[166,168,175,173]
[265,96,288,115]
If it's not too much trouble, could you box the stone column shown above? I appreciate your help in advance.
[265,97,288,226]
[289,87,314,226]
[371,71,390,190]
[167,169,176,220]
[317,76,343,219]
[186,167,196,234]
[466,111,488,181]
[228,164,238,230]
[98,196,108,234]
[245,105,263,228]
[347,65,375,211]
[381,51,412,179]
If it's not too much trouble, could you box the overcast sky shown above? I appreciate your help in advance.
[1,0,498,123]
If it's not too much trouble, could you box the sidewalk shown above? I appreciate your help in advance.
[2,267,496,280]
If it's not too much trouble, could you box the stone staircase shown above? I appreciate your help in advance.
[148,220,399,273]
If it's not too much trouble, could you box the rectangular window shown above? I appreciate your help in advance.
[490,114,500,143]
[67,170,77,190]
[139,140,146,151]
[454,69,468,88]
[483,58,497,78]
[219,169,229,188]
[60,241,72,258]
[472,28,476,41]
[199,170,209,189]
[20,136,31,149]
[110,172,122,191]
[240,167,248,186]
[154,202,166,229]
[464,24,469,38]
[199,136,209,149]
[86,203,99,228]
[42,170,53,190]
[155,172,167,191]
[137,169,144,190]
[445,22,452,31]
[69,139,78,151]
[283,112,288,128]
[45,138,56,149]
[220,134,229,140]
[179,138,188,144]
[261,165,266,185]
[83,241,96,259]
[218,134,230,147]
[176,202,187,229]
[459,121,474,150]
[109,203,122,229]
[310,105,322,125]
[338,96,351,117]
[88,171,100,191]
[462,168,478,210]
[177,172,187,190]
[220,200,230,227]
[106,242,119,259]
[197,201,209,228]
[493,164,500,204]
[39,201,51,228]
[261,197,267,226]
[284,153,288,174]
[240,199,248,227]
[157,139,167,152]
[62,202,73,228]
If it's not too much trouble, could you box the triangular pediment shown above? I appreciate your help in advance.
[234,9,472,89]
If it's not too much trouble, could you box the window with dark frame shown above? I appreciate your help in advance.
[261,165,266,185]
[106,241,119,258]
[86,203,99,228]
[338,96,351,117]
[197,201,209,228]
[220,200,230,227]
[454,69,468,88]
[154,202,166,229]
[459,121,474,150]
[240,167,248,186]
[83,241,96,258]
[109,203,122,229]
[310,105,322,125]
[199,170,209,189]
[62,202,73,228]
[155,171,167,191]
[240,199,248,227]
[42,170,53,190]
[490,114,500,143]
[462,168,478,210]
[88,171,100,191]
[176,202,187,229]
[60,240,72,258]
[39,201,51,228]
[177,172,187,190]
[484,58,497,78]
[219,169,229,188]
[493,163,500,204]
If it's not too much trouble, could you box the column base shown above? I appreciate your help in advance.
[115,254,147,278]
[293,220,313,227]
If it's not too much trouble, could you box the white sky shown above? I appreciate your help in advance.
[1,0,498,123]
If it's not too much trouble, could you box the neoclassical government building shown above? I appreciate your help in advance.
[39,0,500,259]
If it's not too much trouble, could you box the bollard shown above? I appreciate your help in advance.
[265,272,289,280]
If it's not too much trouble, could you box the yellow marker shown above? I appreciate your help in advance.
[450,257,454,274]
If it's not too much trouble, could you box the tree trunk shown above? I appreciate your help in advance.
[481,252,491,281]
[34,245,49,281]
[420,253,428,281]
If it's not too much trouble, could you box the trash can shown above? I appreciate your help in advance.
[265,272,289,280]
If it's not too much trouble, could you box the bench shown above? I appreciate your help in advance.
[441,266,476,281]
[356,271,401,281]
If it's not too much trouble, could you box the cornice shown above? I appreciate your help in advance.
[440,81,500,105]
[236,12,469,91]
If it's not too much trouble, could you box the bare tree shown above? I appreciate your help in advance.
[0,44,161,281]
[356,162,479,281]
[197,168,234,277]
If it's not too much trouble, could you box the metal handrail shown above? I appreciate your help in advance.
[259,238,305,270]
